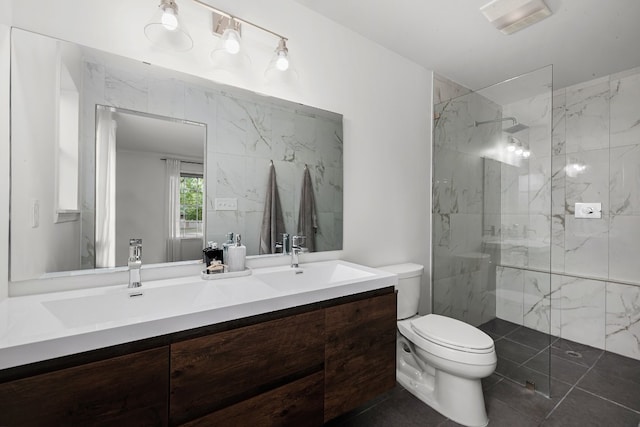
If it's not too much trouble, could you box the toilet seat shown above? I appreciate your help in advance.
[410,314,494,354]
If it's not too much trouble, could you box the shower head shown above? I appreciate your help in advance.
[503,122,529,133]
[474,116,529,133]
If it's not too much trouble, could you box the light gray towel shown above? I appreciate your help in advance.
[297,166,318,252]
[259,162,286,254]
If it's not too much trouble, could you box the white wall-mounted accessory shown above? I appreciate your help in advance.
[480,0,552,35]
[144,0,194,52]
[575,202,602,219]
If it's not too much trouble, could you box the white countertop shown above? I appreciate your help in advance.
[0,260,397,370]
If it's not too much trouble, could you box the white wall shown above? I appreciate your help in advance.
[0,19,9,301]
[6,0,432,305]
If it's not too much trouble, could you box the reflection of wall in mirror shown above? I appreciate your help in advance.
[10,30,82,280]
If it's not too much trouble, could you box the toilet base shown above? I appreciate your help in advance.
[397,345,490,427]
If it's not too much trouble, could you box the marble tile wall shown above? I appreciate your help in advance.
[80,57,343,262]
[496,66,640,361]
[432,75,500,327]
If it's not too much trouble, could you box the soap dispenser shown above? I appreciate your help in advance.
[226,234,246,273]
[222,232,235,265]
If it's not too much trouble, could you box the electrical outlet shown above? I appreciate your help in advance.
[215,198,238,211]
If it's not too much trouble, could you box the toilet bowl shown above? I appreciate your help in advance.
[379,264,497,427]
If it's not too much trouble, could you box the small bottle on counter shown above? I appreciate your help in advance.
[226,234,246,273]
[203,242,224,273]
[222,232,235,265]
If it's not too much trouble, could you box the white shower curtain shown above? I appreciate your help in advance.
[95,107,117,268]
[165,158,182,262]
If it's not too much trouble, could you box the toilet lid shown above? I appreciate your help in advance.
[410,314,494,353]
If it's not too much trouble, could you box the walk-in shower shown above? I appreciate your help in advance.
[432,66,553,396]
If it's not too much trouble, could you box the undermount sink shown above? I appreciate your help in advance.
[254,261,377,292]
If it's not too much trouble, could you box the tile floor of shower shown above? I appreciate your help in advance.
[326,318,640,427]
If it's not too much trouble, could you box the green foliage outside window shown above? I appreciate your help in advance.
[180,175,203,221]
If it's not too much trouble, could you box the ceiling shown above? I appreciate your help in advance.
[293,0,640,91]
[114,111,205,160]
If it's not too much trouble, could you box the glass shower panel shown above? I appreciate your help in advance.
[432,67,553,397]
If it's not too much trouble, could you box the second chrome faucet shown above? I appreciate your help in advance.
[291,235,307,268]
[128,239,143,288]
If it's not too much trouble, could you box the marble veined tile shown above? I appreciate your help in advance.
[610,70,640,148]
[608,215,640,284]
[564,214,609,279]
[565,79,610,153]
[555,275,606,349]
[104,66,148,111]
[496,266,524,325]
[527,156,552,215]
[606,282,640,360]
[564,148,610,216]
[610,144,640,216]
[551,155,566,216]
[523,270,559,335]
[552,89,567,156]
[147,77,185,120]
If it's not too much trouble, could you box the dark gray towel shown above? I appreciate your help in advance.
[259,162,286,254]
[297,166,318,252]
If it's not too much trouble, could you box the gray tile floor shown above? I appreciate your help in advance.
[327,319,640,427]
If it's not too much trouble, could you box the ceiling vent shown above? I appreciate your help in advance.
[480,0,552,35]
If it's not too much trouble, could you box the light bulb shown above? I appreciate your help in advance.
[221,28,241,54]
[276,52,289,71]
[225,38,240,54]
[507,144,516,152]
[161,8,178,31]
[515,147,523,155]
[522,150,531,158]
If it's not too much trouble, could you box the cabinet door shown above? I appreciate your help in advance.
[324,291,397,422]
[182,371,324,427]
[0,347,170,427]
[170,309,324,425]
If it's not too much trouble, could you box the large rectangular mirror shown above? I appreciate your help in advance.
[10,28,343,281]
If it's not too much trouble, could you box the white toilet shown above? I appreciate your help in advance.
[379,264,497,427]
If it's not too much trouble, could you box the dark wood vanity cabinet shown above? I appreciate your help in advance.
[0,288,396,426]
[170,309,326,426]
[0,347,170,427]
[324,291,397,422]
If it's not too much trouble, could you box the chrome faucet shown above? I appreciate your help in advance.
[276,233,290,255]
[291,235,307,268]
[128,238,142,288]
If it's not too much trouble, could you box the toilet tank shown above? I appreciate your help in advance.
[378,263,424,320]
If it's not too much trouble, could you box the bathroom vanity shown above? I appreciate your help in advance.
[0,261,397,426]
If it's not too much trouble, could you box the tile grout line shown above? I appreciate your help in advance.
[542,350,606,421]
[574,385,640,416]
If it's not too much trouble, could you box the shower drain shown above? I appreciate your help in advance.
[565,350,582,358]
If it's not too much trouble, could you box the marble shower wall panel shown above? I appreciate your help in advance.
[552,90,567,156]
[606,282,640,360]
[565,78,610,154]
[523,270,559,336]
[608,215,640,283]
[555,275,606,349]
[496,266,524,325]
[610,144,640,216]
[610,66,640,148]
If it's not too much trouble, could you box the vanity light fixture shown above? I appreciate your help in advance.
[192,1,296,79]
[144,0,194,52]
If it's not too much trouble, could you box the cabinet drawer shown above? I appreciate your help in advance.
[0,346,170,427]
[170,308,324,424]
[182,371,324,427]
[324,291,397,422]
